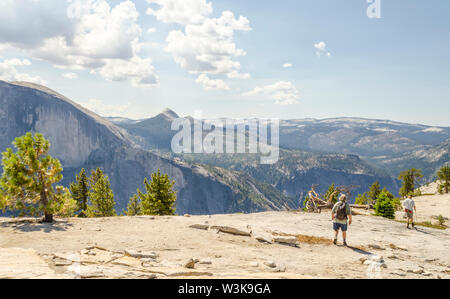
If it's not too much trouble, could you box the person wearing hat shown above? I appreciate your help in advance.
[331,194,352,246]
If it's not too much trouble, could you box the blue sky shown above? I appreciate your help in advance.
[0,0,449,126]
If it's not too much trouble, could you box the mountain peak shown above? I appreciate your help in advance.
[160,108,179,120]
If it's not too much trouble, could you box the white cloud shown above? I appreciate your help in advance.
[0,58,46,84]
[283,63,293,68]
[0,0,158,88]
[314,41,331,57]
[165,11,251,77]
[242,81,300,105]
[196,74,229,91]
[96,56,159,87]
[227,70,251,79]
[146,0,213,25]
[148,27,157,34]
[63,72,78,79]
[79,98,132,117]
[147,0,251,83]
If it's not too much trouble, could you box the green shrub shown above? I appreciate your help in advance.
[355,193,369,205]
[374,190,396,219]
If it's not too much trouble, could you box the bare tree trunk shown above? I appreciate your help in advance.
[40,190,53,223]
[43,212,53,223]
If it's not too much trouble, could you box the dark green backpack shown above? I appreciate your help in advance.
[336,202,348,220]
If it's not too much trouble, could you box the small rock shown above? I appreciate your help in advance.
[199,259,212,265]
[124,249,158,259]
[422,272,432,277]
[359,257,368,264]
[263,261,277,268]
[54,259,72,266]
[184,214,191,217]
[255,235,272,244]
[387,255,398,260]
[184,258,197,269]
[412,269,424,274]
[189,224,209,230]
[212,226,252,237]
[273,236,298,246]
[249,262,259,267]
[368,244,385,250]
[369,255,384,263]
[424,258,438,263]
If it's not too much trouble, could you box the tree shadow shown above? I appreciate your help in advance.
[346,245,373,256]
[0,219,73,233]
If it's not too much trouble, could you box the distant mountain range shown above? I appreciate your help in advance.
[0,80,447,216]
[108,109,449,184]
[0,81,294,215]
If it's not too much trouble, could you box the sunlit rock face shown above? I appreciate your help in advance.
[0,81,128,167]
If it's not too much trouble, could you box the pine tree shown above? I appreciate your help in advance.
[86,168,116,217]
[374,190,396,219]
[367,180,381,205]
[70,168,89,217]
[0,133,76,222]
[398,168,423,197]
[125,194,142,216]
[437,166,450,194]
[140,169,177,216]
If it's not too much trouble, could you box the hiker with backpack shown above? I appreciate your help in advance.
[403,195,416,229]
[331,194,352,246]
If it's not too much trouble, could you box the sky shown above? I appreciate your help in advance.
[0,0,449,126]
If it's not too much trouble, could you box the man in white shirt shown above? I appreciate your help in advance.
[403,195,416,229]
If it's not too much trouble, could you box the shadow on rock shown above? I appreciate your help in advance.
[0,219,73,233]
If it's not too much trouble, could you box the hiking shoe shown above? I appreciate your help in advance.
[412,223,415,228]
[343,241,348,247]
[333,239,337,245]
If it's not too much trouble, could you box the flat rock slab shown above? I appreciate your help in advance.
[0,248,68,279]
[273,236,298,246]
[189,224,209,230]
[124,249,158,259]
[211,225,252,236]
[145,267,213,277]
[111,256,144,268]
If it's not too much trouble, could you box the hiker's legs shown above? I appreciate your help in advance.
[333,223,339,244]
[342,225,348,246]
